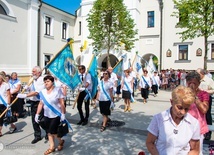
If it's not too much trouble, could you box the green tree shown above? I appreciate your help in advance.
[172,0,214,69]
[87,0,138,67]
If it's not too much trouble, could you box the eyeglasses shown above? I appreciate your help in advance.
[78,68,83,71]
[103,73,108,75]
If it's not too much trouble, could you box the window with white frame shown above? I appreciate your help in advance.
[44,54,52,74]
[212,43,214,60]
[45,16,51,36]
[147,11,154,28]
[179,45,188,60]
[0,4,7,15]
[62,22,67,39]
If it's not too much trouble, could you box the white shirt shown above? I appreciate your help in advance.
[41,87,64,118]
[98,79,114,101]
[147,108,200,155]
[0,82,10,105]
[110,72,118,85]
[9,79,21,94]
[151,75,160,86]
[139,76,151,88]
[54,79,66,99]
[130,71,136,79]
[79,72,92,91]
[206,73,212,79]
[29,76,45,101]
[122,76,133,91]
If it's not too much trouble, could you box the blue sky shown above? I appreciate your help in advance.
[42,0,81,14]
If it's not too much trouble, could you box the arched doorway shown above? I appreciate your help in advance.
[98,54,118,69]
[140,54,159,71]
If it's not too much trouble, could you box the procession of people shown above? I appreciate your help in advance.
[0,64,213,155]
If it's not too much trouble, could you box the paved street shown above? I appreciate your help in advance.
[0,90,210,155]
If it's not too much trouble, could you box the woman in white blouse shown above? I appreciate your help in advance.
[0,72,11,136]
[35,75,66,155]
[146,86,200,154]
[96,71,114,132]
[121,69,134,112]
[139,70,152,104]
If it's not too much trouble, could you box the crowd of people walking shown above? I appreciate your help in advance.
[0,66,213,155]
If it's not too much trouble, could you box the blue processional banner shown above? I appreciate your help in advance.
[88,55,98,98]
[46,43,81,91]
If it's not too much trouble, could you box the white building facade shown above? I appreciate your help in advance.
[0,0,213,78]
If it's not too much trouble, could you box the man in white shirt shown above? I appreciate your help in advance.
[17,66,46,144]
[77,65,92,126]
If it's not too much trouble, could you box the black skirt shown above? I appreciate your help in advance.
[0,104,6,126]
[99,100,111,116]
[122,90,131,99]
[116,85,121,94]
[44,116,60,134]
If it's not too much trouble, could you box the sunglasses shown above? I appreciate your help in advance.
[103,73,108,75]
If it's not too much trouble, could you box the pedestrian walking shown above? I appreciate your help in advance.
[35,75,66,155]
[76,65,92,126]
[17,66,46,144]
[96,70,114,132]
[139,70,151,103]
[121,69,134,112]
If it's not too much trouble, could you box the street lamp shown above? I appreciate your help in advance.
[80,46,83,65]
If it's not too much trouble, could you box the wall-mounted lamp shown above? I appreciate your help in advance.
[196,48,202,56]
[166,49,171,57]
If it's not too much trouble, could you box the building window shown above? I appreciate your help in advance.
[44,54,51,74]
[147,11,154,28]
[79,21,81,35]
[62,22,67,39]
[212,43,214,60]
[179,45,188,60]
[0,4,7,15]
[45,16,51,36]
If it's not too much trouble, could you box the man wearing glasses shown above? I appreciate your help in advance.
[77,65,92,126]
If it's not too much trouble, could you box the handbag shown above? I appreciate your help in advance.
[57,121,69,138]
[3,109,17,125]
[142,76,149,89]
[38,115,46,130]
[145,84,149,89]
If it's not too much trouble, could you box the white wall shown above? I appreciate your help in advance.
[0,0,38,75]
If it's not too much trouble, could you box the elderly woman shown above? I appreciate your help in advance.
[35,75,66,155]
[0,72,11,136]
[186,71,209,155]
[9,72,23,118]
[146,86,200,154]
[96,70,114,132]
